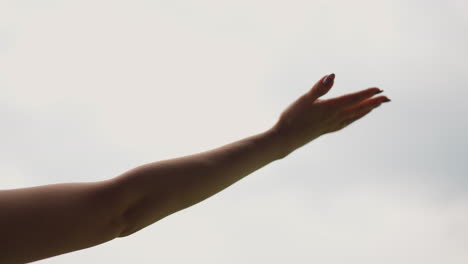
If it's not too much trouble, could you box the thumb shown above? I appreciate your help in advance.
[307,73,335,101]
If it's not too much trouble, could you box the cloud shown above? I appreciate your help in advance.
[1,0,467,263]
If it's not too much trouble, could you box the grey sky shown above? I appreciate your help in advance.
[1,0,467,263]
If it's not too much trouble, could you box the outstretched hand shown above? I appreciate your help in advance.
[272,73,390,156]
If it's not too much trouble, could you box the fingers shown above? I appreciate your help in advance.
[307,73,335,101]
[327,86,383,110]
[336,96,389,128]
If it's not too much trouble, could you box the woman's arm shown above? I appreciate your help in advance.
[111,73,389,238]
[0,73,390,263]
[0,127,283,264]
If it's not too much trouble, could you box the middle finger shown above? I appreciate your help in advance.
[338,96,389,119]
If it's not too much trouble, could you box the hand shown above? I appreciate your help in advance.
[272,73,390,157]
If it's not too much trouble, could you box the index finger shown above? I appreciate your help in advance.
[326,87,382,109]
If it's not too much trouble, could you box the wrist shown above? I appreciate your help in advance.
[265,125,292,160]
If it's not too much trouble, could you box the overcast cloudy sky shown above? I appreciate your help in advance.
[1,0,467,263]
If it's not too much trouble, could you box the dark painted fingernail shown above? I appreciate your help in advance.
[322,73,335,85]
[375,89,384,94]
[382,98,391,102]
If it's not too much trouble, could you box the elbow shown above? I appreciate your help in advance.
[95,177,138,239]
[114,192,176,238]
[107,179,176,239]
[106,167,181,239]
[117,226,137,238]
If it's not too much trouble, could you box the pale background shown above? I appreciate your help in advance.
[1,0,467,263]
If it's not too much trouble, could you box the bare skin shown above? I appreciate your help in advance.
[0,73,390,263]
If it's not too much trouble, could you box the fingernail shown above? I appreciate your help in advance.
[382,98,391,102]
[375,89,384,94]
[322,73,335,85]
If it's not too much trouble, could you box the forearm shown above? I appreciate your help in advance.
[113,127,287,236]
